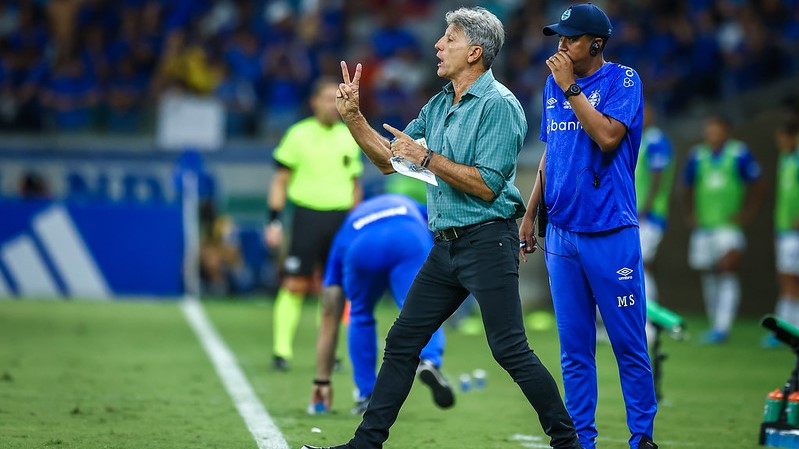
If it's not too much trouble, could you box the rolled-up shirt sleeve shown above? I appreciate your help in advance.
[474,96,527,196]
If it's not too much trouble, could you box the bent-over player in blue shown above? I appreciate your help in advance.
[308,194,453,415]
[519,4,657,449]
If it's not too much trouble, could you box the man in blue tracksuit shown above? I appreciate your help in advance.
[519,4,657,449]
[308,194,453,414]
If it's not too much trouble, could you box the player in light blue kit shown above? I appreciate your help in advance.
[308,194,453,415]
[519,4,657,449]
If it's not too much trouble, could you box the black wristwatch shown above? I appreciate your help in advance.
[564,83,581,99]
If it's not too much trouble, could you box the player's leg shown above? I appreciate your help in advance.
[689,229,721,338]
[778,232,799,326]
[343,260,387,402]
[582,227,656,449]
[712,229,745,341]
[272,207,346,368]
[272,274,310,367]
[639,218,664,304]
[545,224,600,449]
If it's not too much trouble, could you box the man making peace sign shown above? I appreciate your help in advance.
[303,6,582,449]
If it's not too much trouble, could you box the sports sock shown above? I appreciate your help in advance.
[701,273,719,328]
[273,288,304,359]
[715,273,740,334]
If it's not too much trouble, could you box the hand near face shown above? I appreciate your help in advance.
[336,61,362,120]
[546,51,575,91]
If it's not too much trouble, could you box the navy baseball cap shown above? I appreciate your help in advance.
[543,3,612,38]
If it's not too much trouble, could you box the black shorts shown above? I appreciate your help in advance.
[283,206,349,276]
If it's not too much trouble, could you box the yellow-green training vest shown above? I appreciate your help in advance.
[694,140,745,229]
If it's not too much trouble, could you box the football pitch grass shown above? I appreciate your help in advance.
[0,298,789,449]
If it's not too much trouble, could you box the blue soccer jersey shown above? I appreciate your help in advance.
[323,194,428,288]
[540,62,644,233]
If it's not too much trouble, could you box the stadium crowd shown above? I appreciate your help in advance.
[0,0,797,139]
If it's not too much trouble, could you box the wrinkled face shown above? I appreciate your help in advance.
[434,25,473,79]
[311,83,340,126]
[704,119,729,149]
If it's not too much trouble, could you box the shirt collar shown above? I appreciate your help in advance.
[442,69,495,98]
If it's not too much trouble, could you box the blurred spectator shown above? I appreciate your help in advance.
[40,54,99,131]
[0,0,798,135]
[215,60,258,137]
[17,170,49,198]
[199,199,251,296]
[104,52,149,133]
[369,5,418,60]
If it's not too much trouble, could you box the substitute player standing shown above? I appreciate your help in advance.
[519,4,657,449]
[682,115,764,344]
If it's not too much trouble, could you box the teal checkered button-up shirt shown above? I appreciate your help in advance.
[402,69,527,232]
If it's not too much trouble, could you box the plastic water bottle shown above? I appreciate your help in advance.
[459,373,472,392]
[764,389,784,423]
[472,369,487,389]
[787,392,799,426]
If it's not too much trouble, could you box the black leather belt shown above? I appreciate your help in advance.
[436,218,506,242]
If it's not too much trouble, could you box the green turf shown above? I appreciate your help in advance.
[0,298,791,449]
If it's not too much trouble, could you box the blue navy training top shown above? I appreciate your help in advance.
[540,62,644,233]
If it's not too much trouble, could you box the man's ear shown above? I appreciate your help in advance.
[468,45,483,64]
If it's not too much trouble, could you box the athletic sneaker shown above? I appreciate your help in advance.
[638,435,658,448]
[416,359,455,408]
[699,330,728,345]
[351,395,370,415]
[272,355,289,371]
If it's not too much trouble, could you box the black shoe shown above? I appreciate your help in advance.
[417,359,455,409]
[300,444,352,449]
[638,436,658,449]
[351,395,371,415]
[272,356,289,371]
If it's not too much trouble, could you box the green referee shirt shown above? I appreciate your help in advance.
[401,69,527,231]
[273,117,363,211]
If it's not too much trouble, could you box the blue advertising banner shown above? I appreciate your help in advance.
[0,199,184,298]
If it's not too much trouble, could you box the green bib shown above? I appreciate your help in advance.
[694,140,745,229]
[635,127,674,220]
[776,150,799,232]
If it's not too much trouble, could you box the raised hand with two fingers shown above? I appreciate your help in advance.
[336,61,362,120]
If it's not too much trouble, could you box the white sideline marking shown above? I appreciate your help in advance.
[182,296,289,449]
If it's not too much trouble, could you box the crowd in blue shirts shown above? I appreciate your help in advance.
[0,0,797,138]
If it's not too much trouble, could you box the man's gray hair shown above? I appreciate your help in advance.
[445,7,505,69]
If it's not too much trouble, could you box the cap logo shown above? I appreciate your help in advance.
[561,8,571,21]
